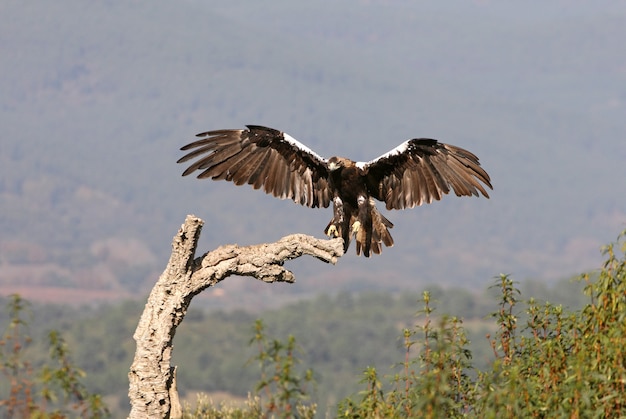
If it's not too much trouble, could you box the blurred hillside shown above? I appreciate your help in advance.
[1,1,625,305]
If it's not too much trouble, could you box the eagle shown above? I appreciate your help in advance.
[178,125,492,257]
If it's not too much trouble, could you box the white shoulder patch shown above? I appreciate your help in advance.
[282,132,327,163]
[359,141,410,167]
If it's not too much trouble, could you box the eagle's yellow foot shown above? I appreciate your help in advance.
[351,220,361,234]
[326,224,339,238]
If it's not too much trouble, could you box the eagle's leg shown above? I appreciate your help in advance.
[325,196,344,238]
[325,196,352,253]
[354,196,371,233]
[354,195,373,256]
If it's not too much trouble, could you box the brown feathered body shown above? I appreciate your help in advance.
[324,157,394,256]
[178,125,492,257]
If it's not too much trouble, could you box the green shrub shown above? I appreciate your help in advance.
[0,295,110,418]
[338,230,626,418]
[183,319,316,419]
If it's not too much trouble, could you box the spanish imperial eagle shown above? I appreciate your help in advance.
[178,125,492,257]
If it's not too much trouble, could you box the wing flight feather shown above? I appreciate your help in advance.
[178,125,331,208]
[361,138,492,210]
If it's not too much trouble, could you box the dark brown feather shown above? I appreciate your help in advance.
[179,126,492,258]
[178,126,331,208]
[361,138,492,210]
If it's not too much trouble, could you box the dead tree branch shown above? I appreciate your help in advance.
[127,215,343,419]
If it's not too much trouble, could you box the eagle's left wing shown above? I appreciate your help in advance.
[358,139,492,210]
[178,125,332,208]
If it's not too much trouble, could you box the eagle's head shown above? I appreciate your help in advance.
[328,156,353,172]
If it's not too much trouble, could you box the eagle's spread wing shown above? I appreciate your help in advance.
[359,139,492,210]
[177,125,332,208]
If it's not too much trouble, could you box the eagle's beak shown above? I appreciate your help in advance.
[329,161,339,171]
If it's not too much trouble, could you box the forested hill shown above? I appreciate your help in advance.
[1,1,625,304]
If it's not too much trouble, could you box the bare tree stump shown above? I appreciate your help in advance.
[127,215,343,419]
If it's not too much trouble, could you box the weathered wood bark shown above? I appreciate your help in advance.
[128,215,343,419]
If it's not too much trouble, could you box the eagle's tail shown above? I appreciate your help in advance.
[325,198,394,257]
[372,205,394,251]
[355,199,394,257]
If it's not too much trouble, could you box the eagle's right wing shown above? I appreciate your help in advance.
[359,138,492,210]
[178,125,332,208]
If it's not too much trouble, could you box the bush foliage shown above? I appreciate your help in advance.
[0,295,109,418]
[337,230,626,418]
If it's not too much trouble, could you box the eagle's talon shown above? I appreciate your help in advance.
[326,224,338,238]
[351,221,361,234]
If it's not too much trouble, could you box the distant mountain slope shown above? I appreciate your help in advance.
[1,1,625,303]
